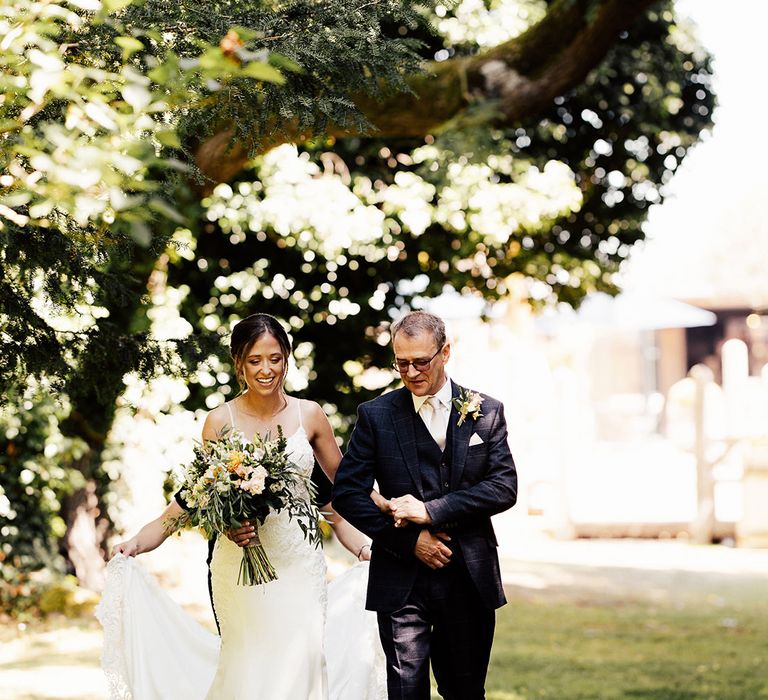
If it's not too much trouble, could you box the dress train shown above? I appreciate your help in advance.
[96,555,384,700]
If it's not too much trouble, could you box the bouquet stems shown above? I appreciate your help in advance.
[238,541,277,585]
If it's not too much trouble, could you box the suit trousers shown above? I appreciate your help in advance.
[376,560,495,700]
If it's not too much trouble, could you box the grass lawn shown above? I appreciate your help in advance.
[3,546,768,700]
[483,592,768,700]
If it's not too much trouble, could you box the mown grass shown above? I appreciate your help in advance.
[3,569,768,700]
[482,593,768,699]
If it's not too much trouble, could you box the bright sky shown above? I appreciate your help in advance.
[625,0,768,307]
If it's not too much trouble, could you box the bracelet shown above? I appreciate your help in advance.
[357,543,371,560]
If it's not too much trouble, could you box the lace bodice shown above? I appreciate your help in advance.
[283,425,316,499]
[254,426,319,555]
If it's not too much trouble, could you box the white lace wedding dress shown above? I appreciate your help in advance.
[96,421,385,700]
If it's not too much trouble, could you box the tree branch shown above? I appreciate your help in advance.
[194,0,658,188]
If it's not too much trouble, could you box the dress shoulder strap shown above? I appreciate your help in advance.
[225,400,236,432]
[297,398,304,432]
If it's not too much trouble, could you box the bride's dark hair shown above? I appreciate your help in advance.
[230,313,292,390]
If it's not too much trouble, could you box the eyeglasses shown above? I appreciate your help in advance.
[392,346,443,374]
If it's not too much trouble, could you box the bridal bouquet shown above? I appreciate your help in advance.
[170,427,320,585]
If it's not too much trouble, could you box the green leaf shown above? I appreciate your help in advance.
[130,221,151,247]
[268,53,303,74]
[229,26,260,42]
[0,119,21,134]
[115,36,144,61]
[241,61,285,85]
[148,63,173,85]
[103,0,135,11]
[198,48,234,74]
[149,197,186,225]
[155,129,181,149]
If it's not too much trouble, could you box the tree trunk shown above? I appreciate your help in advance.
[59,246,164,585]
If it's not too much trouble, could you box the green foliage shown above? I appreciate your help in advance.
[37,574,98,617]
[80,0,430,154]
[1,570,97,619]
[0,0,293,394]
[512,4,716,305]
[166,4,714,435]
[0,381,87,583]
[336,3,715,306]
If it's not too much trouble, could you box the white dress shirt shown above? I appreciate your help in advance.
[412,377,452,450]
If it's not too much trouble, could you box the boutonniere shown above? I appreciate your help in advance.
[453,388,484,427]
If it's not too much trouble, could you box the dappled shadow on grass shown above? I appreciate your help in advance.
[0,623,101,672]
[0,651,99,673]
[0,617,106,699]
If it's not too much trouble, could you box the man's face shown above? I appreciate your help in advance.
[393,330,450,397]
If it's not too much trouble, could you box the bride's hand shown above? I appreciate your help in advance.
[112,537,140,558]
[370,490,391,514]
[227,521,258,548]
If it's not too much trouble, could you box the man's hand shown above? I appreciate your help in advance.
[390,494,432,527]
[414,530,452,569]
[227,520,258,548]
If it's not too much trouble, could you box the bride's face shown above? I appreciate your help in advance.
[240,333,286,397]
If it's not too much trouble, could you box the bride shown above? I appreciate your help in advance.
[102,313,385,699]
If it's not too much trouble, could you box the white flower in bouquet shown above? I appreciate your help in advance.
[241,466,268,495]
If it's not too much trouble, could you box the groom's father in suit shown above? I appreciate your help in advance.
[333,311,517,700]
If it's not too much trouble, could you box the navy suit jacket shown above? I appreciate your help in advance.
[333,381,517,612]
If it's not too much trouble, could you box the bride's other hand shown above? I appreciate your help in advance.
[112,538,139,558]
[227,521,258,548]
[110,500,185,559]
[370,489,391,514]
[321,502,372,561]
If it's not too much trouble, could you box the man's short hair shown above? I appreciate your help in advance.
[390,310,447,350]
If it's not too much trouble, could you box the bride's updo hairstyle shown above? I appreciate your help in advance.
[230,313,292,391]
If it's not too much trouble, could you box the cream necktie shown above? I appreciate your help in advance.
[423,396,447,450]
